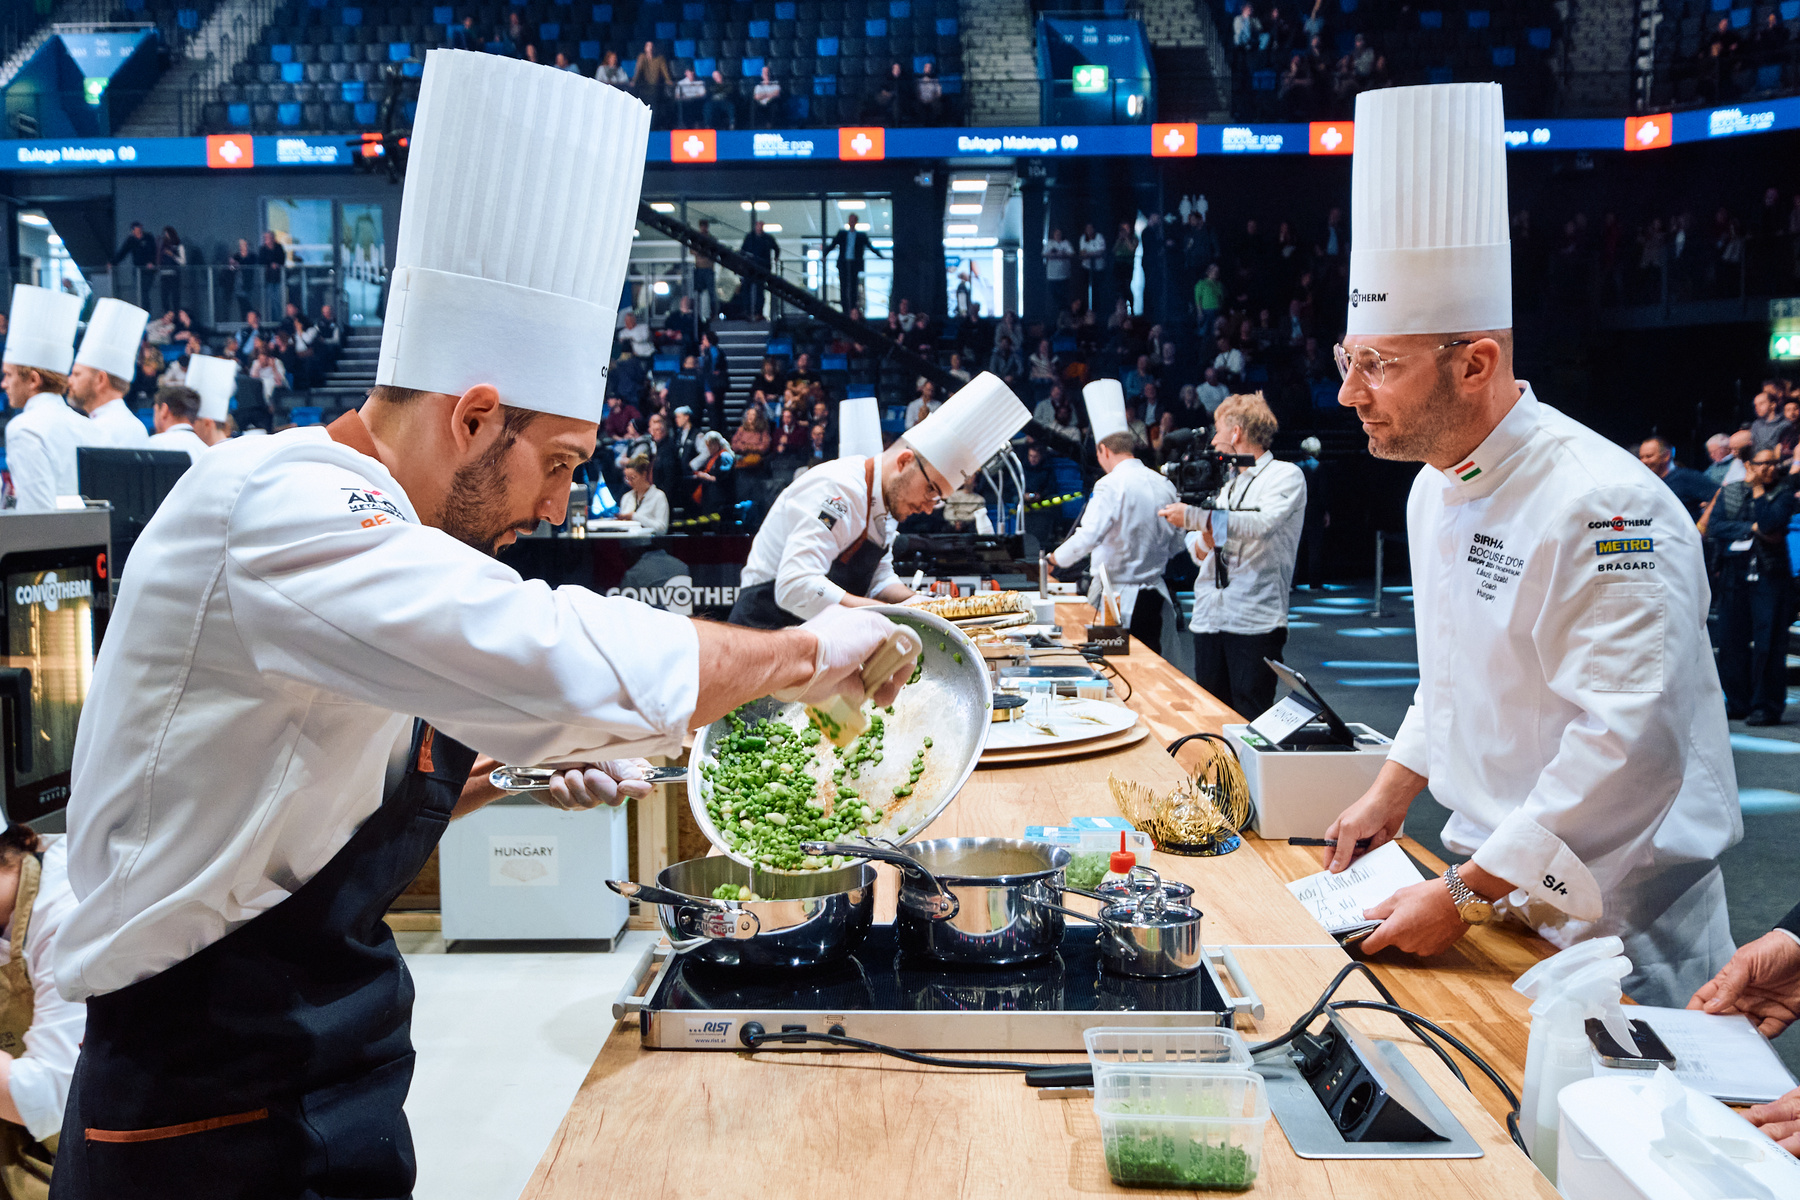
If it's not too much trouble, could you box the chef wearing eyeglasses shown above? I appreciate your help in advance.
[728,374,1029,628]
[1320,83,1740,1009]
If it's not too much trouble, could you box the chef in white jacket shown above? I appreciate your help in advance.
[729,373,1029,628]
[68,298,150,448]
[51,52,913,1200]
[1322,83,1740,1009]
[141,384,208,463]
[1,286,92,513]
[1047,379,1184,654]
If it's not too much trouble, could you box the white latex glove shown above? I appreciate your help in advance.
[539,758,654,811]
[777,606,916,708]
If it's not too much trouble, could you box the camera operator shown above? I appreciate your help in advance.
[1159,392,1307,717]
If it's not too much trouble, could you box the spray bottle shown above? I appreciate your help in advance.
[1512,943,1635,1182]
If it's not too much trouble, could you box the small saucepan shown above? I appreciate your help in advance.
[1039,868,1205,979]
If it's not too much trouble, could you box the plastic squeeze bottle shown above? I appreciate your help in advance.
[1101,833,1136,888]
[1511,936,1626,1159]
[1519,952,1636,1182]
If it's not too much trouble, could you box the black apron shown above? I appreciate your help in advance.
[728,458,887,629]
[52,719,475,1200]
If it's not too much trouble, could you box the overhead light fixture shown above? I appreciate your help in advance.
[762,223,782,232]
[943,236,999,248]
[739,200,771,211]
[945,223,979,235]
[649,201,676,213]
[836,199,866,210]
[652,280,670,294]
[950,178,986,192]
[18,213,48,227]
[47,234,63,247]
[871,237,893,248]
[947,203,982,215]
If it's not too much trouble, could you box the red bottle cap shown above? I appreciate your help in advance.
[1110,850,1136,874]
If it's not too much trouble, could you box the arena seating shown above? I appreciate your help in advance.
[1650,0,1800,109]
[200,0,965,133]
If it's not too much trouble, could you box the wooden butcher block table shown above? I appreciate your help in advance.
[521,606,1558,1199]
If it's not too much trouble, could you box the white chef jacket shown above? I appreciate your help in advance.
[619,484,670,534]
[1393,385,1740,1008]
[1186,452,1307,635]
[56,422,700,1000]
[87,397,149,447]
[3,838,83,1141]
[5,393,94,512]
[740,454,897,619]
[1052,457,1183,624]
[145,422,208,464]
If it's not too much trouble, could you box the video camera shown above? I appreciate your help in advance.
[1157,428,1257,508]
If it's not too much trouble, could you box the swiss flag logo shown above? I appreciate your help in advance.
[1624,114,1671,150]
[206,134,254,169]
[1309,121,1353,155]
[1150,123,1198,157]
[838,127,885,160]
[671,129,717,162]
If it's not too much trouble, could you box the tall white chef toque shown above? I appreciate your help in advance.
[4,285,82,376]
[375,49,651,424]
[1346,82,1511,337]
[186,354,239,423]
[902,372,1030,491]
[838,396,884,460]
[75,297,150,382]
[1083,379,1128,442]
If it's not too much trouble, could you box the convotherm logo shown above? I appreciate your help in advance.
[670,129,717,162]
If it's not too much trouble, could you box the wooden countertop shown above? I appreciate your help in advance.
[520,608,1559,1199]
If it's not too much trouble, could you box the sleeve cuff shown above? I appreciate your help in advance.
[8,1058,61,1143]
[1774,928,1800,950]
[1471,810,1604,921]
[779,577,846,621]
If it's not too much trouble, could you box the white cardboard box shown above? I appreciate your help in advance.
[439,798,630,943]
[1221,722,1394,840]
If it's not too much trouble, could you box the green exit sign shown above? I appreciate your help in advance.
[1072,64,1109,94]
[82,77,107,106]
[1774,330,1800,361]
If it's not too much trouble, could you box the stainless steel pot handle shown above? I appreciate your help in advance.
[1203,945,1265,1021]
[605,879,762,940]
[801,840,960,920]
[492,764,687,793]
[611,941,670,1019]
[1035,897,1140,957]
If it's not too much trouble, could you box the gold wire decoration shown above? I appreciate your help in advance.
[1108,737,1252,855]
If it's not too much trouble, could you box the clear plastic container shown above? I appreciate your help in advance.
[1084,1026,1254,1076]
[1092,1069,1270,1191]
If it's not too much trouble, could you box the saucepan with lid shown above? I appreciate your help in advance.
[1037,868,1205,979]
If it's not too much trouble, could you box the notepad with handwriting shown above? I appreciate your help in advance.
[1285,841,1428,935]
[1592,1006,1798,1104]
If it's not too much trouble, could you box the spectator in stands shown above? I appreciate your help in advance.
[731,405,772,475]
[672,67,706,126]
[313,302,341,363]
[665,295,700,356]
[1042,228,1075,314]
[670,404,702,469]
[1232,4,1260,58]
[504,11,527,54]
[1212,335,1245,387]
[1112,221,1139,311]
[250,345,286,401]
[1705,433,1736,485]
[988,336,1023,391]
[1701,447,1796,724]
[144,310,175,346]
[1638,437,1716,521]
[256,232,286,319]
[751,66,781,127]
[447,15,477,50]
[945,352,971,385]
[749,357,784,413]
[1195,365,1229,415]
[906,312,936,359]
[112,221,156,308]
[785,352,821,390]
[867,61,906,125]
[916,61,944,124]
[596,50,629,88]
[1350,33,1376,80]
[603,392,642,444]
[738,221,780,319]
[1034,383,1081,444]
[553,51,579,73]
[130,342,163,407]
[1782,398,1800,464]
[1279,53,1313,117]
[156,226,186,316]
[771,404,810,473]
[1302,0,1326,40]
[632,40,672,117]
[227,237,256,318]
[1139,379,1164,428]
[1123,354,1156,400]
[1194,262,1225,335]
[824,214,883,314]
[1751,385,1793,451]
[1078,223,1107,313]
[689,429,735,514]
[1028,338,1058,401]
[702,68,737,129]
[618,310,653,358]
[904,380,941,429]
[618,454,670,534]
[645,410,686,512]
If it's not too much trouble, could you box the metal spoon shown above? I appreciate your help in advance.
[491,764,686,793]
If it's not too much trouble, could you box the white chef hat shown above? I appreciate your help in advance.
[1347,82,1511,337]
[75,297,150,382]
[902,372,1030,491]
[1084,379,1128,442]
[838,396,883,460]
[376,50,650,424]
[186,354,238,422]
[4,285,82,375]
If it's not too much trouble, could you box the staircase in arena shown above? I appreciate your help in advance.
[1563,0,1636,115]
[0,0,119,93]
[316,328,381,406]
[960,0,1038,125]
[119,0,279,135]
[1143,0,1228,120]
[712,319,769,428]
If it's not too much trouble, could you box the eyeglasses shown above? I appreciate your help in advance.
[914,455,945,507]
[1333,340,1475,390]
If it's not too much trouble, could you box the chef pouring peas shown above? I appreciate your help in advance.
[1319,83,1740,1010]
[47,52,915,1200]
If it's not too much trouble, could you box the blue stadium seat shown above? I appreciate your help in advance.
[1427,65,1453,83]
[1466,10,1488,29]
[774,1,794,16]
[541,22,560,39]
[940,72,960,93]
[594,2,612,18]
[1251,68,1277,90]
[656,20,676,36]
[674,37,694,54]
[1339,0,1358,11]
[888,0,908,16]
[1490,46,1514,66]
[121,0,144,10]
[433,6,452,22]
[934,16,955,35]
[402,59,423,75]
[278,102,303,126]
[813,74,835,93]
[177,8,199,28]
[1709,0,1731,12]
[402,100,417,121]
[865,17,885,35]
[290,407,324,426]
[355,100,379,122]
[1526,26,1551,50]
[580,38,600,57]
[343,6,362,24]
[1729,7,1750,29]
[1418,11,1441,28]
[1783,1,1800,20]
[1757,63,1783,89]
[740,55,762,74]
[911,54,932,72]
[748,18,768,36]
[281,61,304,81]
[817,35,836,54]
[342,79,364,101]
[389,41,410,59]
[682,1,704,17]
[271,43,295,62]
[229,102,252,126]
[694,55,715,72]
[822,354,848,370]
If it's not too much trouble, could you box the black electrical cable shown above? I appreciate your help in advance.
[1246,960,1469,1089]
[738,1022,1085,1073]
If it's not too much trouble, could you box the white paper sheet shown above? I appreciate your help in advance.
[1592,1006,1799,1104]
[1284,841,1427,935]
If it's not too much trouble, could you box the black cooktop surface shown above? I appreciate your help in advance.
[648,925,1228,1015]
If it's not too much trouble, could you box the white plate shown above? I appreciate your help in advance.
[984,696,1139,750]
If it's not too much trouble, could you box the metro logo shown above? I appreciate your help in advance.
[1309,121,1353,155]
[838,127,885,160]
[206,134,253,168]
[1624,114,1671,150]
[671,129,716,162]
[1151,123,1197,156]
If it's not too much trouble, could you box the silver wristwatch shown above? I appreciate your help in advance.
[1444,863,1495,925]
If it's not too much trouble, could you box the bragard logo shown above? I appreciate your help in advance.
[1349,289,1387,307]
